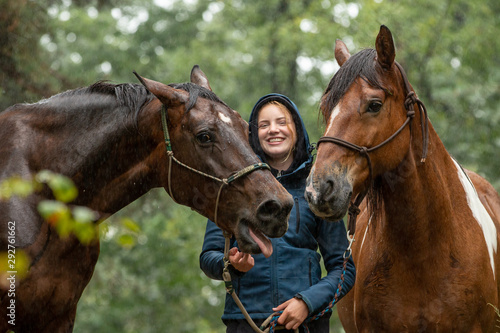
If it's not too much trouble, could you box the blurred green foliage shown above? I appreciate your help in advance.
[1,0,500,332]
[0,170,100,244]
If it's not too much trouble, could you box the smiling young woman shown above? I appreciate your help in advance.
[257,101,297,171]
[200,93,356,333]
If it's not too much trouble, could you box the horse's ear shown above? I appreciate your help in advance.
[375,25,396,70]
[335,39,351,66]
[190,65,212,91]
[133,71,187,107]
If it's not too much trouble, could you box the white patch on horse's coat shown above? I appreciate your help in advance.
[353,212,374,327]
[359,212,374,253]
[218,112,231,124]
[354,211,374,329]
[453,159,497,279]
[305,165,318,202]
[325,105,341,136]
[305,105,340,204]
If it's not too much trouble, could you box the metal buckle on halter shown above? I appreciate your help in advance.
[344,231,355,259]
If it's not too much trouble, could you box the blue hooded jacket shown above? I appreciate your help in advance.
[199,94,355,320]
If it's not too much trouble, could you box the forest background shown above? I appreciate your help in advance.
[1,0,499,332]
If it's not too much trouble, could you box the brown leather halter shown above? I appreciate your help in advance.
[316,62,430,235]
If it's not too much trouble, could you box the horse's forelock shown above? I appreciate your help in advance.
[169,82,229,114]
[321,48,387,124]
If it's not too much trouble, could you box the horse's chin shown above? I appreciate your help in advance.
[309,204,348,222]
[235,220,273,258]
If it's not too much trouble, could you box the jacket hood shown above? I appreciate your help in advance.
[248,93,313,177]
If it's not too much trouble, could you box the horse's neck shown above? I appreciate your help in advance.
[376,127,463,259]
[71,103,164,215]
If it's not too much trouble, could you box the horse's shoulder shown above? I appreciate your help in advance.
[0,196,44,248]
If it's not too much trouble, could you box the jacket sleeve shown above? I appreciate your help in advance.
[295,218,356,315]
[199,220,245,280]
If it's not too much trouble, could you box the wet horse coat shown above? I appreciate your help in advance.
[305,26,500,332]
[0,66,293,332]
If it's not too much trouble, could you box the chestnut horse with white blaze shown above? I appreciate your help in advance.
[305,25,500,332]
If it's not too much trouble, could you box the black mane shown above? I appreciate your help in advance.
[36,81,154,119]
[37,80,228,120]
[320,49,388,122]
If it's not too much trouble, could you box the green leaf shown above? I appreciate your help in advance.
[0,176,39,199]
[36,170,78,203]
[121,217,141,233]
[74,222,97,245]
[117,234,136,249]
[73,206,99,223]
[37,200,69,220]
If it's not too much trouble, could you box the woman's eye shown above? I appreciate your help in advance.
[258,124,269,129]
[367,101,383,113]
[196,133,212,144]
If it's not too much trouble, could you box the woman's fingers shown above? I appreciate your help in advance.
[229,248,254,272]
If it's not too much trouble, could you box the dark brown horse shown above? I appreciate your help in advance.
[0,66,293,332]
[305,26,500,332]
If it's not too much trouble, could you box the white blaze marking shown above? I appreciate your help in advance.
[325,105,341,136]
[453,159,497,279]
[218,112,231,124]
[307,105,341,203]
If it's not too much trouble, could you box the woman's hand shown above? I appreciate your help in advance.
[272,297,309,330]
[228,247,254,272]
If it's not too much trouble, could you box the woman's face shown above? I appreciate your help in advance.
[257,103,297,168]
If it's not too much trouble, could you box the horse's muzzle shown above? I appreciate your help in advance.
[305,171,352,221]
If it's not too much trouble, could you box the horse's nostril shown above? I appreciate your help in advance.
[322,179,335,201]
[257,199,281,220]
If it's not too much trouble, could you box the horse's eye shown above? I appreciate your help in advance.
[367,101,383,113]
[196,132,212,144]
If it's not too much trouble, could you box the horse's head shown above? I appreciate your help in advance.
[306,26,413,220]
[136,66,293,257]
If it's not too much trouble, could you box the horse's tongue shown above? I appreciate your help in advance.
[249,228,273,258]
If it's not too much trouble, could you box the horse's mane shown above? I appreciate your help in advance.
[36,80,228,120]
[35,81,154,121]
[320,49,387,123]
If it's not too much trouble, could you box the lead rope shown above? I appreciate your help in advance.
[298,233,354,333]
[222,231,354,333]
[264,231,354,333]
[222,234,297,333]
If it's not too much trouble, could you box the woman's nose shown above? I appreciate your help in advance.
[269,122,279,133]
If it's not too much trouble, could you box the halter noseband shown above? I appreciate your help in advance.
[160,105,271,228]
[316,61,429,235]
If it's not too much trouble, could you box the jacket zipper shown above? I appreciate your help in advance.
[308,257,312,286]
[271,239,279,306]
[294,197,300,233]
